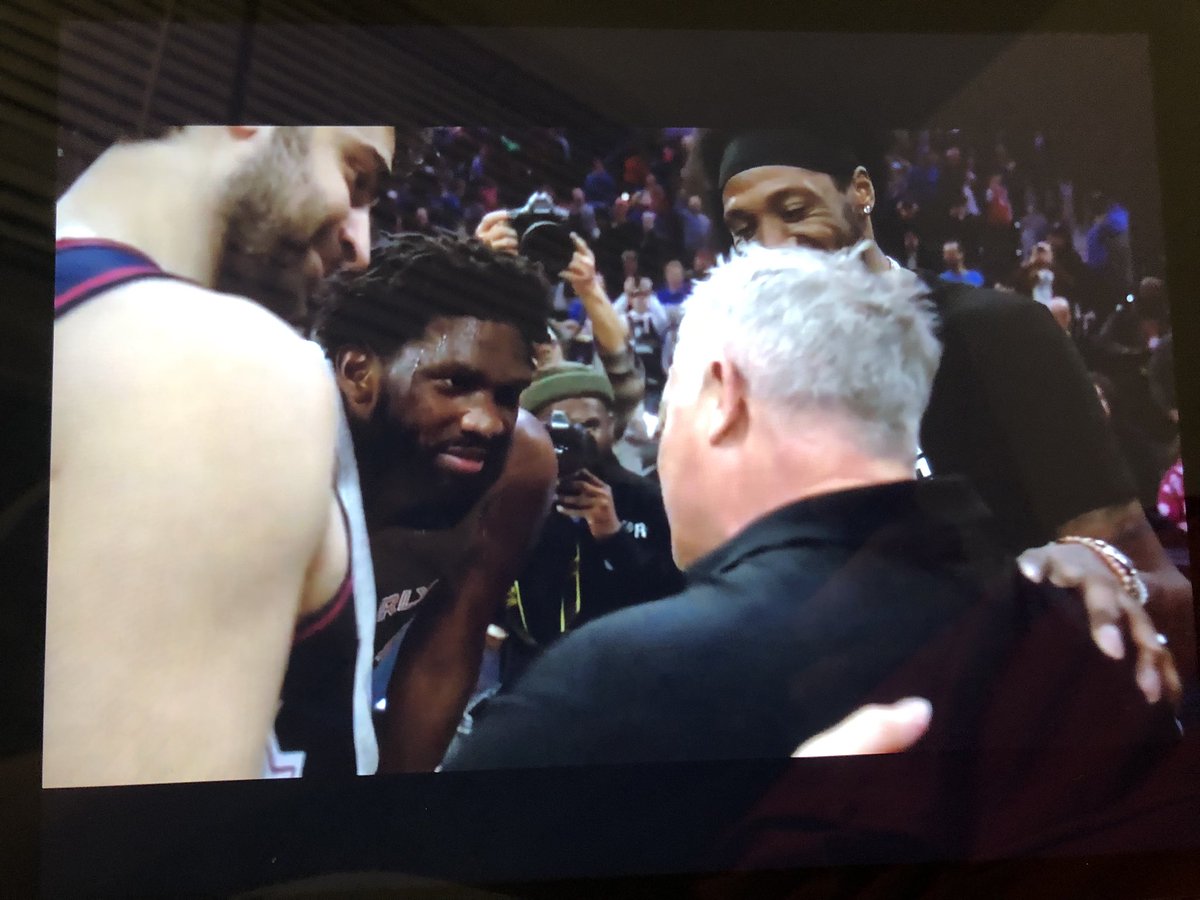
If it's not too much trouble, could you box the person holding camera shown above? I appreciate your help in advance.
[475,198,647,438]
[495,362,684,686]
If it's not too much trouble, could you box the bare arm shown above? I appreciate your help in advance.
[44,283,338,787]
[378,412,557,772]
[572,274,629,354]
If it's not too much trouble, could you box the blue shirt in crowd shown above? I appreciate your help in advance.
[657,284,693,305]
[939,269,985,288]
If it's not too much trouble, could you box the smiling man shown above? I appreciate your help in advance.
[688,126,1190,693]
[314,233,557,772]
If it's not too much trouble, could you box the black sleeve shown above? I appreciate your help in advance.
[441,625,622,770]
[592,499,685,613]
[925,287,1135,550]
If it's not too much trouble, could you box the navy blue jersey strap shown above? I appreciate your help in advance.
[55,239,180,317]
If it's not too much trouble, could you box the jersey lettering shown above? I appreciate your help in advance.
[377,578,439,622]
[622,520,649,539]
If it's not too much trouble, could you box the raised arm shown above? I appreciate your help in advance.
[44,283,339,787]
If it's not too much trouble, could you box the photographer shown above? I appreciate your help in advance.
[497,363,684,685]
[476,198,646,438]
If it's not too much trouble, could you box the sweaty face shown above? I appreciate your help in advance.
[374,317,532,509]
[538,396,615,460]
[217,125,394,325]
[722,165,863,251]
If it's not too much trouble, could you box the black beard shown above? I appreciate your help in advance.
[348,390,502,531]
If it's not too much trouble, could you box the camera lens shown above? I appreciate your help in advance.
[520,221,576,277]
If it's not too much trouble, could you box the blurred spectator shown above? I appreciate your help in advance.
[680,194,713,259]
[613,275,668,392]
[436,178,466,232]
[657,259,693,306]
[938,240,985,287]
[621,248,641,282]
[692,247,716,280]
[614,276,669,340]
[469,140,493,184]
[1011,241,1061,307]
[900,228,938,272]
[981,173,1019,283]
[1018,196,1051,260]
[939,195,982,263]
[1099,276,1168,353]
[567,187,599,241]
[594,197,641,291]
[985,172,1014,225]
[498,364,684,685]
[1090,296,1179,511]
[584,157,618,210]
[639,210,670,280]
[1086,192,1136,309]
[909,149,942,208]
[642,173,670,215]
[1046,220,1095,315]
[622,147,650,192]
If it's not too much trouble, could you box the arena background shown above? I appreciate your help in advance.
[4,2,1199,895]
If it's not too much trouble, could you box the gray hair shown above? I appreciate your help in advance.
[672,243,941,462]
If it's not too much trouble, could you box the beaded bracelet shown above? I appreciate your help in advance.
[1056,535,1150,607]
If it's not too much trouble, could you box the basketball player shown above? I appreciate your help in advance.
[48,125,394,786]
[314,233,558,773]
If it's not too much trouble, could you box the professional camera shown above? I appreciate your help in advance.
[506,191,576,276]
[546,410,601,479]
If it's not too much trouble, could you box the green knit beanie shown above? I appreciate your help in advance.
[520,361,615,413]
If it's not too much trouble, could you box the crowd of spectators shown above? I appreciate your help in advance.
[371,125,1185,548]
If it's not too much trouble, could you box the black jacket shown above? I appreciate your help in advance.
[447,477,1181,864]
[453,477,1176,770]
[500,457,683,684]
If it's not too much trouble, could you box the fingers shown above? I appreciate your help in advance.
[477,209,509,229]
[794,698,932,758]
[1017,549,1049,582]
[560,233,596,282]
[557,485,606,507]
[1125,600,1171,705]
[491,235,519,255]
[1080,578,1126,660]
[476,210,519,255]
[1162,650,1184,710]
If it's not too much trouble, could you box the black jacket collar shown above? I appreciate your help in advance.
[685,477,991,582]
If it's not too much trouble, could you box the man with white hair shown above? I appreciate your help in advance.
[442,244,1177,774]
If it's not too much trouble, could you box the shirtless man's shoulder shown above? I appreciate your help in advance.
[47,277,344,786]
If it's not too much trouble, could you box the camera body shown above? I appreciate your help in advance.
[506,191,576,276]
[546,410,601,478]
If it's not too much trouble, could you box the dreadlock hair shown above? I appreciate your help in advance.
[314,232,553,361]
